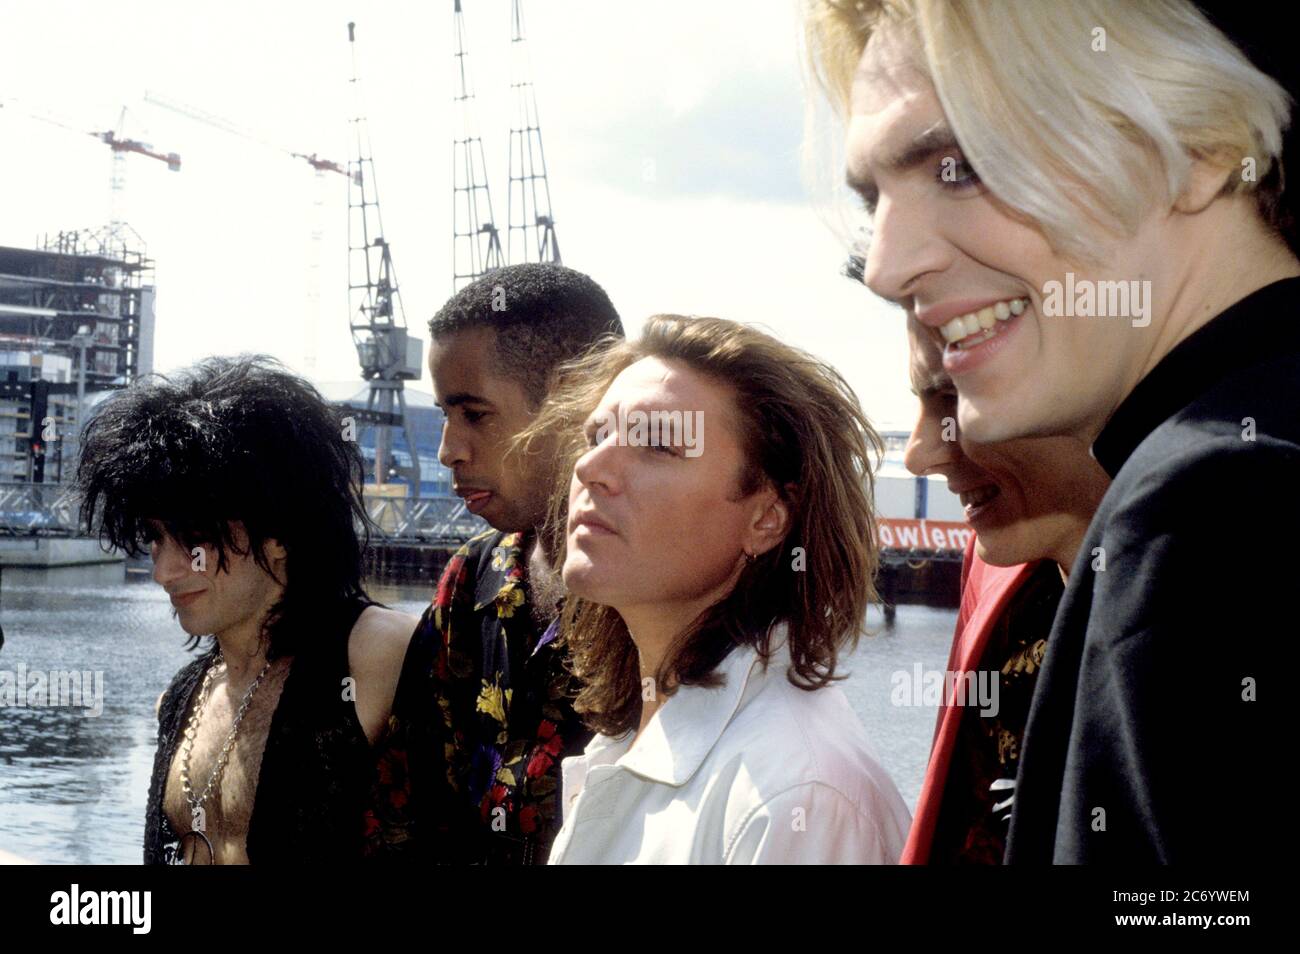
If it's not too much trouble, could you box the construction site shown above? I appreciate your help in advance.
[0,0,562,582]
[0,0,963,593]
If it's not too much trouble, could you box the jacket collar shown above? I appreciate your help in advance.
[589,624,791,787]
[1093,276,1300,477]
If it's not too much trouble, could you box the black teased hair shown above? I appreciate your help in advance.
[427,262,624,407]
[77,354,369,658]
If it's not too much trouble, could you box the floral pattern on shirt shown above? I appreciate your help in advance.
[364,529,588,863]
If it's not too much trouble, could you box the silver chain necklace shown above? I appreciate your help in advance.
[176,650,272,862]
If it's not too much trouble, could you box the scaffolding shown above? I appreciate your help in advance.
[0,227,153,482]
[1,228,153,382]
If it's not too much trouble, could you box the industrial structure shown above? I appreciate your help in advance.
[0,9,963,604]
[1,4,572,569]
[453,0,560,292]
[0,229,155,485]
[506,0,560,267]
[452,0,506,291]
[346,20,423,490]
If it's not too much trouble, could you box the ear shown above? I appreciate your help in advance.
[744,488,791,559]
[1173,156,1234,215]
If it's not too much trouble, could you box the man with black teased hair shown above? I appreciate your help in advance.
[374,262,623,864]
[78,354,418,864]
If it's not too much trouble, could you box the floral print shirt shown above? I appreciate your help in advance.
[364,529,590,864]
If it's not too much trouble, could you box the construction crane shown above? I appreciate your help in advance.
[142,91,357,185]
[452,0,505,292]
[142,90,356,376]
[2,100,180,255]
[506,0,560,266]
[347,21,422,490]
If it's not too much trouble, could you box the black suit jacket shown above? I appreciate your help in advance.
[1005,277,1299,863]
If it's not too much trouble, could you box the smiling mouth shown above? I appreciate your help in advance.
[959,485,999,509]
[958,484,1001,521]
[940,297,1029,351]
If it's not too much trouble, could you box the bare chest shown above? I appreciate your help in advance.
[162,659,291,864]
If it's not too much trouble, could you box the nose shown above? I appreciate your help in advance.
[573,432,623,497]
[437,416,469,469]
[151,534,194,588]
[860,192,950,304]
[903,399,961,479]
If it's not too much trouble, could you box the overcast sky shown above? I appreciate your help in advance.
[0,0,913,430]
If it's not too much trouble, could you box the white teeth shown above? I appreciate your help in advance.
[960,485,999,509]
[937,297,1029,347]
[954,328,995,349]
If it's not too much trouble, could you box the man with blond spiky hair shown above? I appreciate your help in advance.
[805,0,1295,863]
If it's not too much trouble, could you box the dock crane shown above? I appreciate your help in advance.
[506,0,561,266]
[346,21,422,490]
[142,91,357,185]
[452,0,505,291]
[450,0,561,288]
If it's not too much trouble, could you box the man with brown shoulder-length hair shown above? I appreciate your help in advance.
[519,314,912,864]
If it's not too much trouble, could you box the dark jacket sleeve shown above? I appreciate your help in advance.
[1058,436,1290,862]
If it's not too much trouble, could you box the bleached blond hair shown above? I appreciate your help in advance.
[802,0,1293,264]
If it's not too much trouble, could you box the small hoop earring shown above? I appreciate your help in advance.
[744,550,756,564]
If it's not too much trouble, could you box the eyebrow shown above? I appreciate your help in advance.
[581,406,613,432]
[846,121,963,209]
[435,392,492,409]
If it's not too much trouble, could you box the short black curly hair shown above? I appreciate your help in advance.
[428,263,624,407]
[77,354,369,658]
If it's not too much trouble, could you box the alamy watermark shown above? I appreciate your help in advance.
[1041,272,1152,328]
[890,663,999,717]
[50,884,150,934]
[0,664,105,717]
[590,407,704,457]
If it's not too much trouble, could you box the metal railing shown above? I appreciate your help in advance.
[363,494,485,543]
[0,482,485,544]
[0,482,82,534]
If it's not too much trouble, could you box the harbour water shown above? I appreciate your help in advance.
[0,564,955,864]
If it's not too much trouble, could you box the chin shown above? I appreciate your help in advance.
[958,396,1039,445]
[973,534,1024,568]
[174,616,210,638]
[488,501,544,535]
[561,555,599,599]
[973,537,998,566]
[479,504,513,533]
